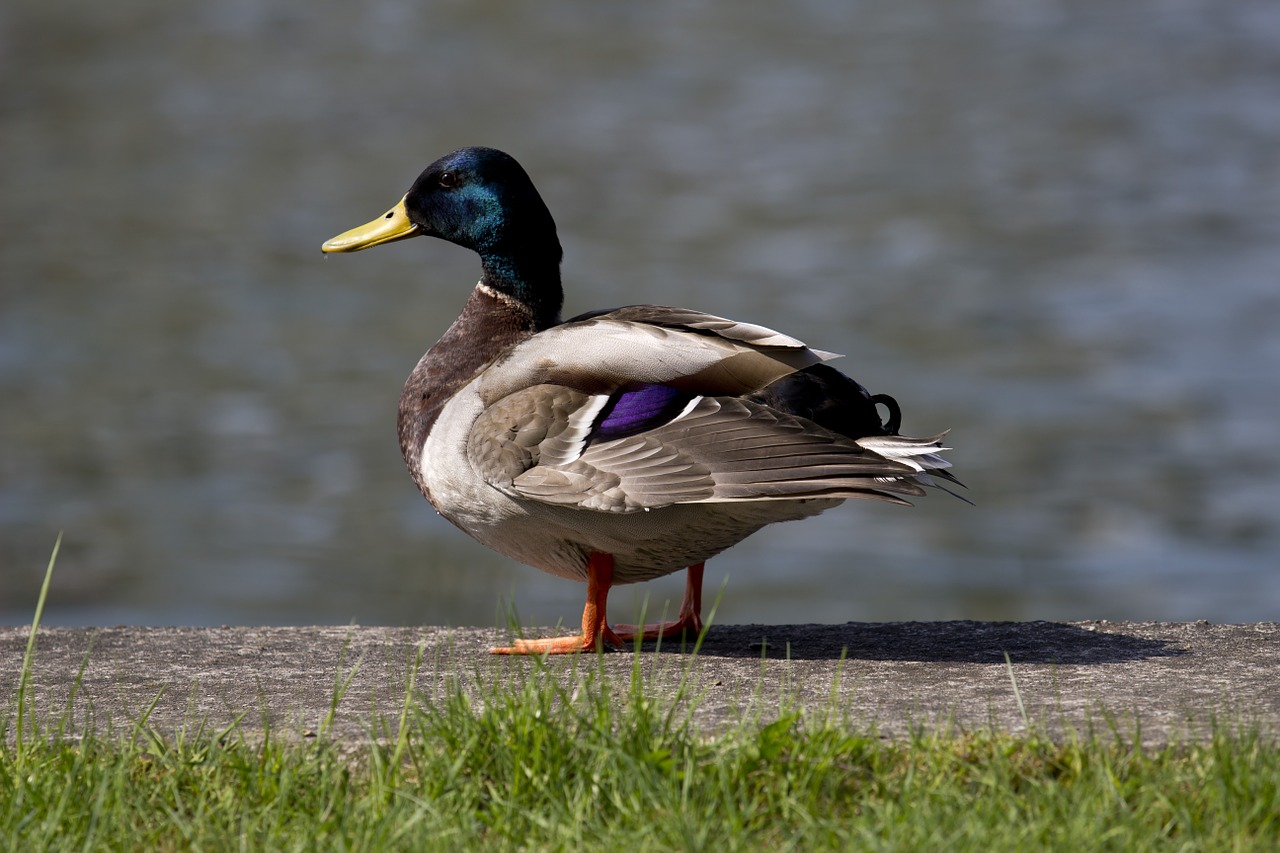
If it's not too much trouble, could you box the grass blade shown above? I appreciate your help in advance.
[16,532,62,752]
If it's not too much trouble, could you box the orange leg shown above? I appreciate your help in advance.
[614,562,705,643]
[491,552,625,655]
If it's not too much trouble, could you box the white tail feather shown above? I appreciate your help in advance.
[855,435,953,473]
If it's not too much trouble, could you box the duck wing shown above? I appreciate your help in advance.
[464,306,955,513]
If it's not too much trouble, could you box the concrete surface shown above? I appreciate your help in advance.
[3,622,1278,745]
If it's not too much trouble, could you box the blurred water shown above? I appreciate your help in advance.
[2,0,1278,628]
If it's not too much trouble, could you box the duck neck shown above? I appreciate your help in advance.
[477,233,563,331]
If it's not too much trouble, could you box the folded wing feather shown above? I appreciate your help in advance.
[464,307,952,514]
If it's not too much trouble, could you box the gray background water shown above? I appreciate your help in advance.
[3,0,1278,628]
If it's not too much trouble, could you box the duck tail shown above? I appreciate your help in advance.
[855,431,972,504]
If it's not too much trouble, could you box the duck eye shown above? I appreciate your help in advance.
[438,171,456,188]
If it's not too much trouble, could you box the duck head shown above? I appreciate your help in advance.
[323,147,564,323]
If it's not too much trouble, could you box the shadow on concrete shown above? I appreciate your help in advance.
[648,621,1186,663]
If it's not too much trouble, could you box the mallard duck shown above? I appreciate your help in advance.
[323,147,962,654]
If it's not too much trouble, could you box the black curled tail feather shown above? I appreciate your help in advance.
[871,393,901,435]
[751,363,900,440]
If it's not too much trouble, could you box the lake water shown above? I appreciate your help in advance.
[3,0,1278,628]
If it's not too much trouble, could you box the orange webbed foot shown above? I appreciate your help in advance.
[612,612,703,644]
[490,624,624,655]
[490,552,624,655]
[613,562,706,644]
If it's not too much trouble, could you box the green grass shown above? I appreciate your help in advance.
[4,546,1279,851]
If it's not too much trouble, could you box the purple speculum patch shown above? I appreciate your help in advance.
[591,383,695,442]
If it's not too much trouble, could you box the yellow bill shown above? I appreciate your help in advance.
[322,195,421,253]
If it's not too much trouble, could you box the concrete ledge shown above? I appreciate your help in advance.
[4,622,1278,745]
